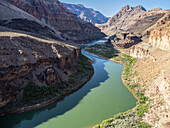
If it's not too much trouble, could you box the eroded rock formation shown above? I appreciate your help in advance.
[109,32,142,48]
[149,19,170,51]
[0,33,81,110]
[6,0,105,43]
[129,43,156,61]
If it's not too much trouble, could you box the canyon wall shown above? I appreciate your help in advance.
[149,19,170,51]
[6,0,105,43]
[0,32,81,112]
[104,6,170,127]
[128,13,170,60]
[128,43,156,61]
[125,13,170,128]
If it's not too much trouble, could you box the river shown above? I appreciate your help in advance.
[0,39,136,128]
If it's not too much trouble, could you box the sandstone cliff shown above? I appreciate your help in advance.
[128,13,170,59]
[126,45,170,127]
[6,0,105,43]
[63,3,109,25]
[123,15,170,127]
[149,19,170,51]
[97,5,146,35]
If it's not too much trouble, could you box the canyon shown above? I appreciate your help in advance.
[0,0,169,128]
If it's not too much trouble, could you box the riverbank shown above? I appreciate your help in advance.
[85,42,151,128]
[0,55,94,116]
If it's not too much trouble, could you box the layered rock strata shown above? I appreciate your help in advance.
[0,32,81,112]
[109,32,142,48]
[149,21,170,51]
[6,0,105,43]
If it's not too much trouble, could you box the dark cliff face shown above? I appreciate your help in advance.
[63,3,109,25]
[0,35,81,110]
[0,0,64,41]
[7,0,105,43]
[0,0,95,114]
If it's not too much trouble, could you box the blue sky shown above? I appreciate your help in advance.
[60,0,170,17]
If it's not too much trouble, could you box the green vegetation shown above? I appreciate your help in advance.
[113,54,137,77]
[137,104,149,118]
[23,84,59,104]
[136,92,149,104]
[69,77,76,84]
[86,43,118,58]
[69,74,78,84]
[95,109,141,128]
[138,122,151,128]
[76,55,93,72]
[87,42,151,128]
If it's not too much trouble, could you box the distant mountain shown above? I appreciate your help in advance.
[97,5,168,36]
[63,3,109,25]
[97,5,149,35]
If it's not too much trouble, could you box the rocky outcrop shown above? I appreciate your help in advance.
[6,0,105,43]
[0,32,81,110]
[109,32,142,48]
[97,5,168,35]
[149,20,170,51]
[63,3,109,25]
[128,43,156,61]
[0,0,63,40]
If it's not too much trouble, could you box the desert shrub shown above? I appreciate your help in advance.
[137,104,149,118]
[69,77,76,84]
[23,83,58,104]
[95,124,100,128]
[138,122,151,128]
[76,55,93,72]
[138,96,149,104]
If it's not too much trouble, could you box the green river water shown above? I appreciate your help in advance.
[0,39,136,128]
